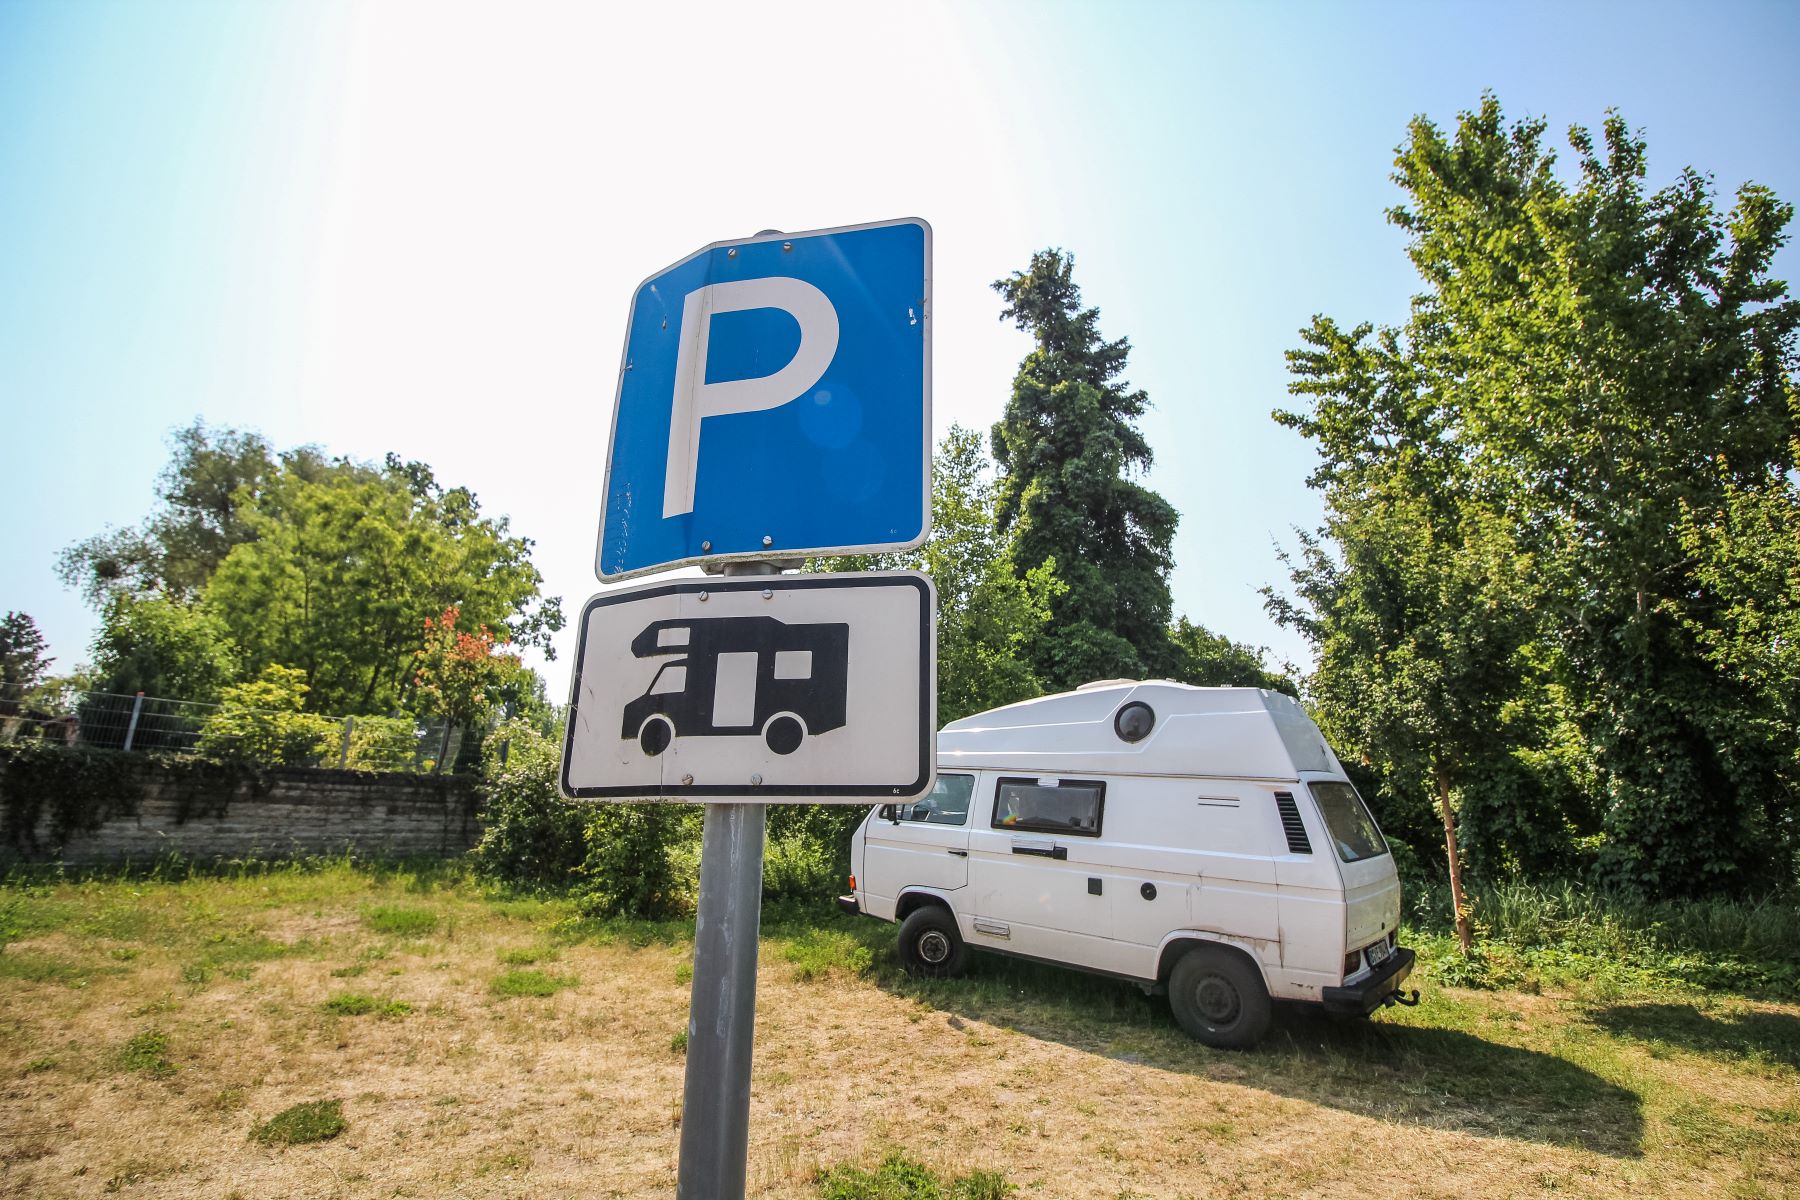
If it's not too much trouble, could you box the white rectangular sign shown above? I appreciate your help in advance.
[561,572,936,802]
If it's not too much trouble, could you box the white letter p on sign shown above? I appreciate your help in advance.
[663,277,840,519]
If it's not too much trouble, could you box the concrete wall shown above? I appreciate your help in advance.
[4,762,481,865]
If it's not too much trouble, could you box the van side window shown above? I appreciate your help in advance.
[897,773,974,826]
[993,778,1105,837]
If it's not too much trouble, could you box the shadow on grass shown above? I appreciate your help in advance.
[820,915,1642,1159]
[1586,1003,1800,1070]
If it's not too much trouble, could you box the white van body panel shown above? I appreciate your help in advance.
[849,683,1404,1008]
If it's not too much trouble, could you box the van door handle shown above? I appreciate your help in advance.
[1011,844,1068,860]
[947,849,968,857]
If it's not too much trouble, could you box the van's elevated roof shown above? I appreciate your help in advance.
[937,682,1341,782]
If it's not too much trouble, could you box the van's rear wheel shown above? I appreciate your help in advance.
[898,906,968,978]
[1169,947,1272,1049]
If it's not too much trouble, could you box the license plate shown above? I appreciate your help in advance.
[1365,938,1392,968]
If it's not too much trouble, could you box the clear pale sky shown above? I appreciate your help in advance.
[3,0,1797,702]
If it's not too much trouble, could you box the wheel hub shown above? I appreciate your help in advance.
[918,930,951,964]
[1194,975,1240,1024]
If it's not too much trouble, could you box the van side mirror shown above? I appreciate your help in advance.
[878,804,899,824]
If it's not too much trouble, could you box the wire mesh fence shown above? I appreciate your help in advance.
[0,684,484,774]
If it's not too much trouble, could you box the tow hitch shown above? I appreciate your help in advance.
[1385,989,1421,1007]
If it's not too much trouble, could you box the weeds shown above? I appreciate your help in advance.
[249,1099,347,1146]
[118,1028,176,1078]
[815,1153,1014,1200]
[363,905,439,936]
[490,968,576,998]
[322,992,411,1017]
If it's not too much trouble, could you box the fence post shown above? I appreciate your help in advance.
[435,723,453,774]
[338,716,354,769]
[122,692,146,752]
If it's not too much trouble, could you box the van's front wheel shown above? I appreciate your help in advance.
[1169,947,1272,1049]
[898,906,968,978]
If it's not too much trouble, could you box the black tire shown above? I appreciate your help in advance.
[1168,947,1273,1049]
[898,906,968,978]
[639,716,673,756]
[764,714,805,755]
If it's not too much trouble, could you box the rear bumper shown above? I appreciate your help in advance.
[1321,947,1415,1015]
[835,893,860,916]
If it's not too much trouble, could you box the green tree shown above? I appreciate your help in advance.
[1165,617,1293,693]
[203,454,562,715]
[991,249,1180,688]
[818,425,1063,725]
[409,606,520,728]
[1675,441,1800,852]
[58,420,278,604]
[88,596,239,701]
[0,613,52,700]
[1274,95,1798,898]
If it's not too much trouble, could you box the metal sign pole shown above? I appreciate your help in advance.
[677,558,775,1200]
[677,801,765,1199]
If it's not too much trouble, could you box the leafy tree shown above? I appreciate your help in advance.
[991,249,1180,688]
[1273,95,1798,898]
[204,454,562,715]
[410,606,520,728]
[0,613,52,700]
[1675,441,1800,852]
[196,665,337,765]
[58,420,277,604]
[1166,617,1292,693]
[817,425,1063,725]
[88,596,239,701]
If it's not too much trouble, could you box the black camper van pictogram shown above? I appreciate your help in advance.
[621,616,850,756]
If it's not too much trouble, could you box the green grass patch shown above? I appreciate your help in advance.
[497,943,559,966]
[321,992,411,1017]
[118,1028,177,1078]
[0,952,90,985]
[363,905,438,937]
[490,968,576,998]
[784,929,874,981]
[670,1029,688,1053]
[249,1098,347,1146]
[24,1056,56,1074]
[815,1152,1014,1200]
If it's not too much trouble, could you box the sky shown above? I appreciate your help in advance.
[3,0,1798,704]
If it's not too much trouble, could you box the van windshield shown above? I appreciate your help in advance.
[1308,781,1388,863]
[897,773,973,826]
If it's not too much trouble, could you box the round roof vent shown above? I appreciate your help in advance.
[1114,701,1155,743]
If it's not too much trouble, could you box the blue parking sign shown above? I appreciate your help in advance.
[596,218,932,579]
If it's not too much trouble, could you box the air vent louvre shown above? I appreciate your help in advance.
[1274,791,1312,854]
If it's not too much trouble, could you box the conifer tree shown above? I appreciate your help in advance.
[991,249,1180,689]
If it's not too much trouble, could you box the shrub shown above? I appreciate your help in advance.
[197,666,336,766]
[469,719,586,888]
[343,716,421,772]
[575,804,697,919]
[763,833,837,903]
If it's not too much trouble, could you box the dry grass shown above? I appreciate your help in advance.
[0,864,1795,1199]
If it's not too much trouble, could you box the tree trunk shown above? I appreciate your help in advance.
[1434,760,1473,955]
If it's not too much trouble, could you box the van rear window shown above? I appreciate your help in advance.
[1308,781,1388,862]
[993,779,1105,837]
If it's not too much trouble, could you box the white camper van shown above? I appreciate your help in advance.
[838,681,1416,1048]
